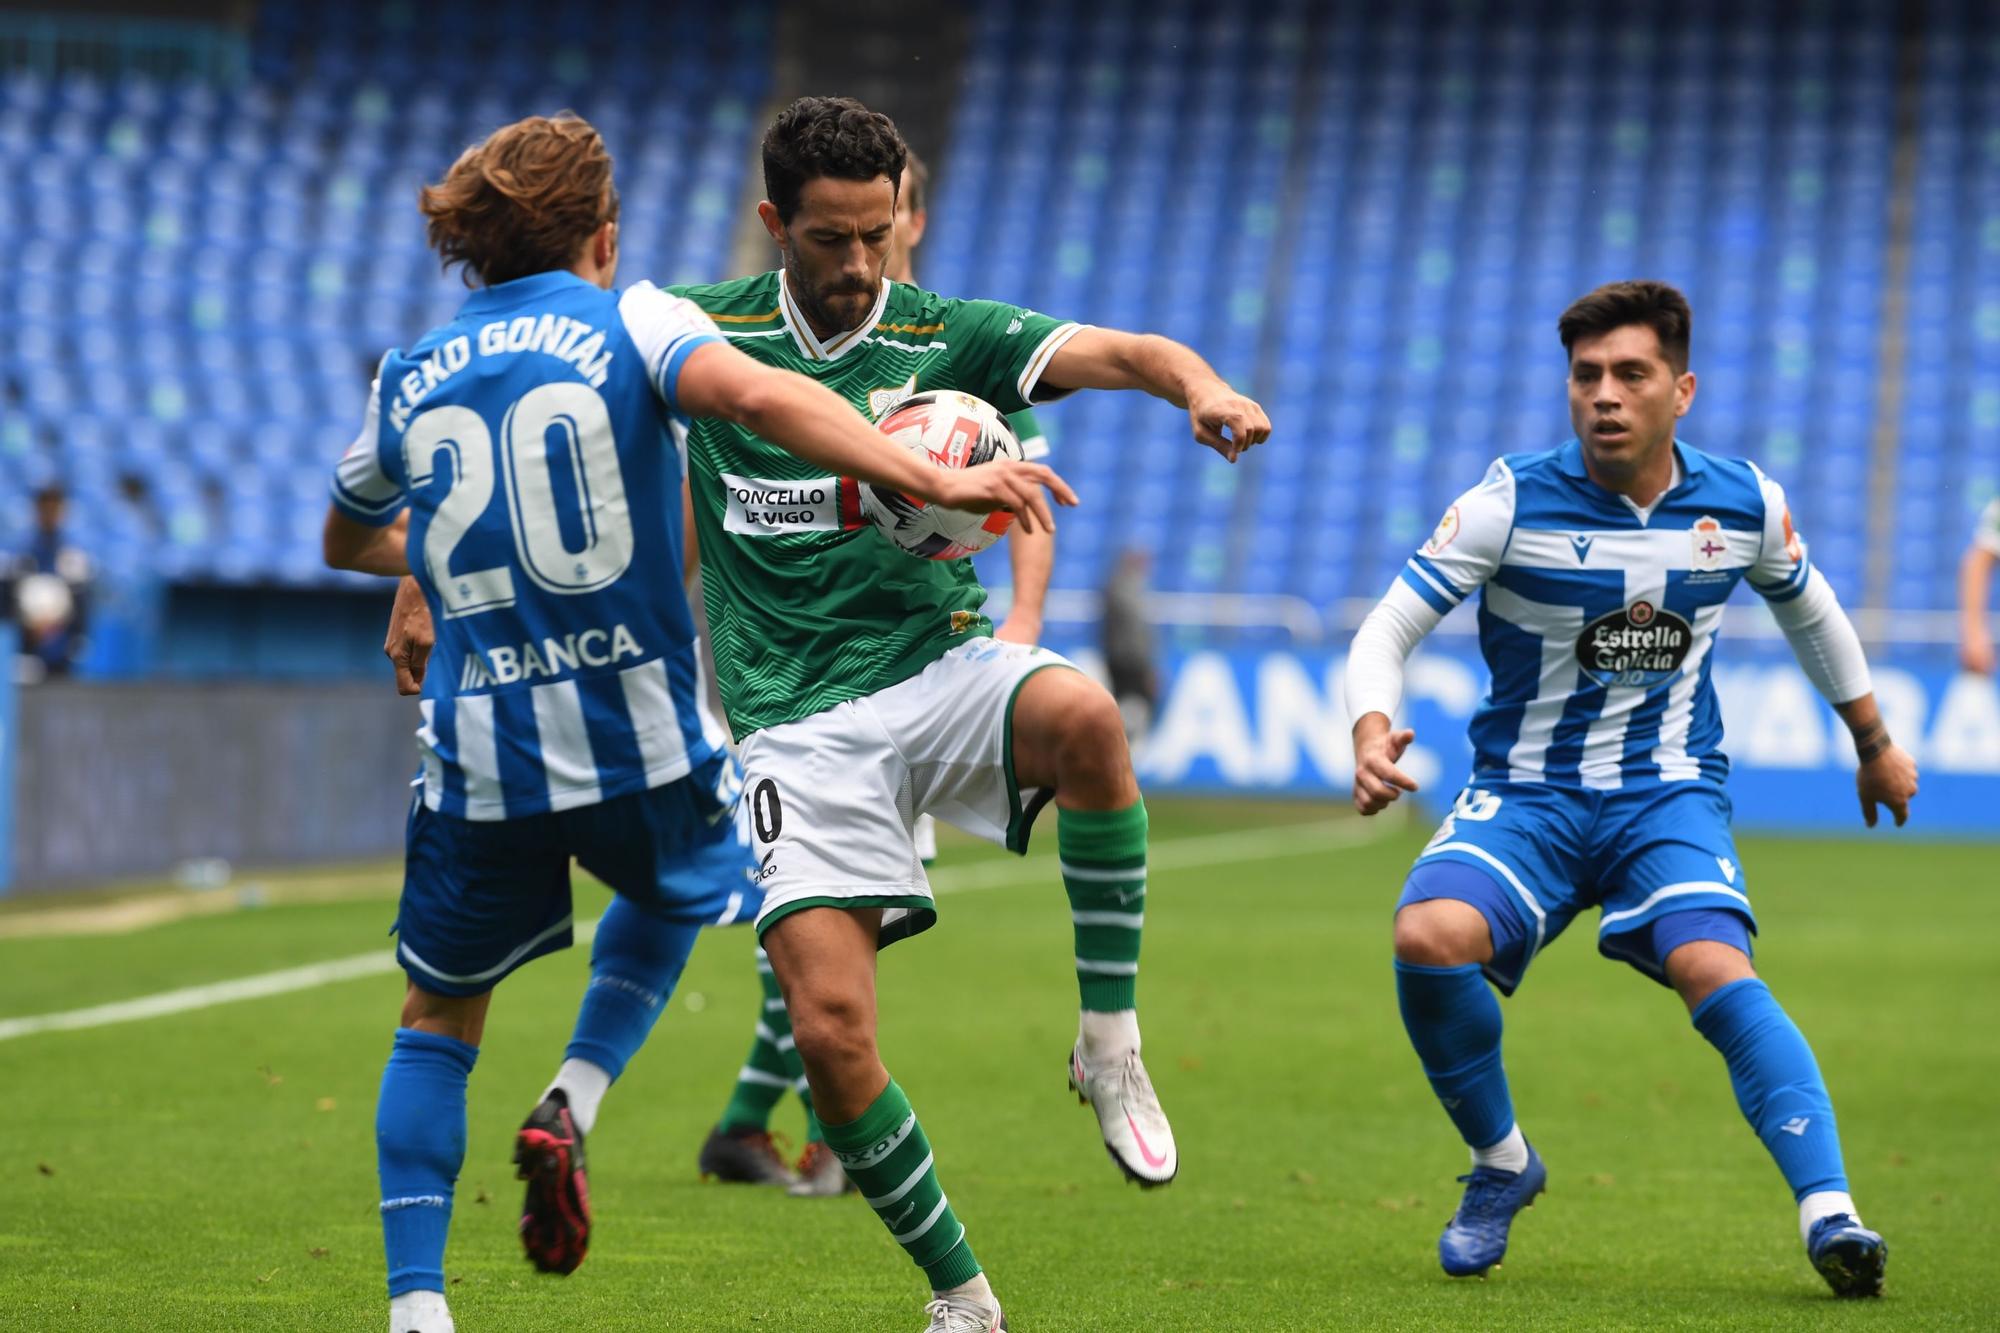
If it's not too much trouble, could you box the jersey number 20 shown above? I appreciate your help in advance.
[404,383,635,618]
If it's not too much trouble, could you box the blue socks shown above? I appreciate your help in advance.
[376,1027,479,1298]
[565,895,701,1081]
[1395,960,1516,1151]
[1397,960,1850,1211]
[1692,977,1848,1200]
[374,902,701,1303]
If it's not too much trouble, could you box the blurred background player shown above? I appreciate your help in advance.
[1345,281,1915,1298]
[1099,548,1161,740]
[323,111,1063,1333]
[4,484,92,678]
[666,95,1264,1332]
[1958,497,2000,674]
[694,144,1062,1198]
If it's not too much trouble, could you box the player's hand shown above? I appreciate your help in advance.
[1856,742,1918,829]
[928,459,1078,536]
[1960,630,1995,676]
[994,613,1041,645]
[1186,382,1271,462]
[1352,712,1419,816]
[384,575,435,696]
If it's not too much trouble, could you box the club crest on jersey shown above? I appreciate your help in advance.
[867,374,919,420]
[949,610,978,634]
[1690,516,1729,571]
[1425,504,1461,555]
[1575,599,1694,689]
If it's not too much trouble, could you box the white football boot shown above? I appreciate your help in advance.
[1069,1042,1178,1186]
[922,1293,1007,1332]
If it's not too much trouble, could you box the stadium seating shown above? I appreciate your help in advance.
[2,0,1985,629]
[934,0,1905,613]
[0,0,772,587]
[1899,0,2000,613]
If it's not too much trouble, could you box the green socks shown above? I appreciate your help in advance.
[717,947,794,1133]
[1057,801,1148,1012]
[822,1080,980,1290]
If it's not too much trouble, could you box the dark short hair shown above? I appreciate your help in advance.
[762,96,907,224]
[1558,280,1693,372]
[903,146,930,214]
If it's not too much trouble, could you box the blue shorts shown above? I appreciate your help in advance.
[395,752,760,997]
[1398,781,1756,994]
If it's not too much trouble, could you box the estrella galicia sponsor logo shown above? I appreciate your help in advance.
[1575,599,1694,688]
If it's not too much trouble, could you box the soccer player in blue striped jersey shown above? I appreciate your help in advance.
[1344,281,1917,1298]
[322,113,1069,1333]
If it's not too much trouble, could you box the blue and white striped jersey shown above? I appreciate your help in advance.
[1399,439,1813,789]
[330,271,729,821]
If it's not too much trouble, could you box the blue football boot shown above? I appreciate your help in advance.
[1807,1213,1886,1298]
[1437,1142,1547,1277]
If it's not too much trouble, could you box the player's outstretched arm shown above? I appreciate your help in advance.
[323,506,411,577]
[1344,582,1441,816]
[1040,327,1270,462]
[1833,694,1919,828]
[1959,541,1997,675]
[1750,475,1917,826]
[674,341,1076,532]
[1760,572,1916,826]
[1343,461,1513,815]
[1350,710,1419,817]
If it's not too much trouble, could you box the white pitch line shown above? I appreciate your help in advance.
[0,815,1397,1044]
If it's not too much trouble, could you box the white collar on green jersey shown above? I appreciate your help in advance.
[778,270,891,364]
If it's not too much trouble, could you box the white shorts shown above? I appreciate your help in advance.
[738,637,1076,946]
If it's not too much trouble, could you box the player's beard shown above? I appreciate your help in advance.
[788,256,876,338]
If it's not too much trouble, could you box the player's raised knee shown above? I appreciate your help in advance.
[1393,899,1493,968]
[1053,680,1133,787]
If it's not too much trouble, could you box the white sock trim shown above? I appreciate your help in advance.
[389,1289,452,1333]
[1470,1123,1530,1174]
[544,1057,614,1137]
[1799,1190,1859,1245]
[1077,1009,1141,1065]
[933,1271,996,1305]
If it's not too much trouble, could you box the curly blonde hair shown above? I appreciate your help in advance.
[419,113,618,287]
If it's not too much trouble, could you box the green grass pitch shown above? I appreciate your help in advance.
[2,798,1994,1330]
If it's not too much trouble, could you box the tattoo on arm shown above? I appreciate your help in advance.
[1852,720,1892,764]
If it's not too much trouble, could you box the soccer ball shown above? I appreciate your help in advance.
[860,389,1025,560]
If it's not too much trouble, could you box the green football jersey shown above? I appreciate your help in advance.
[667,270,1080,735]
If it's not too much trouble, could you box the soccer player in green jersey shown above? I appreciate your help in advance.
[700,145,1060,1200]
[677,97,1266,1331]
